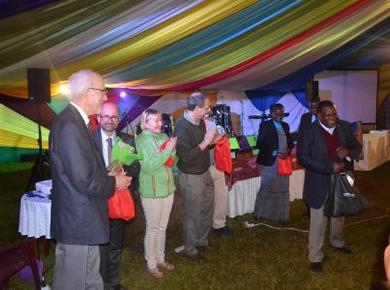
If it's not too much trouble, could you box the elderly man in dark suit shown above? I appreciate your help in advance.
[297,100,361,273]
[50,70,132,290]
[95,102,140,290]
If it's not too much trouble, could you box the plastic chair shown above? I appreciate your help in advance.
[0,240,41,290]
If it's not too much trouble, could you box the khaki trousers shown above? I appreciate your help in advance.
[141,193,174,270]
[209,165,228,229]
[309,206,345,263]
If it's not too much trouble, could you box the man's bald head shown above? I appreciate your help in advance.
[98,102,120,135]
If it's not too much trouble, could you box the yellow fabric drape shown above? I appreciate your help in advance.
[0,104,49,148]
[0,128,48,149]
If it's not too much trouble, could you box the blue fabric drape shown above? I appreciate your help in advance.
[244,90,284,111]
[0,0,58,19]
[291,90,309,108]
[245,89,309,111]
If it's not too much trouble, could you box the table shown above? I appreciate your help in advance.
[354,132,390,171]
[227,156,305,218]
[19,193,52,239]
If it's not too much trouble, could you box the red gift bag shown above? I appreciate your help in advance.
[215,137,232,174]
[159,139,175,167]
[277,156,293,176]
[108,188,135,221]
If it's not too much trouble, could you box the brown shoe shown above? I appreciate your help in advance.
[148,267,164,279]
[157,261,175,271]
[185,252,207,262]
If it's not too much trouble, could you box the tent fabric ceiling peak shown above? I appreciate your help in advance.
[0,0,389,98]
[1,0,390,159]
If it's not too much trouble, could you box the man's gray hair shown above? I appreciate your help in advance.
[67,70,99,101]
[187,92,207,111]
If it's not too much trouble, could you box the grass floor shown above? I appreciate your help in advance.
[1,162,389,289]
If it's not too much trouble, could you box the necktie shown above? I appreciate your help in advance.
[107,137,113,165]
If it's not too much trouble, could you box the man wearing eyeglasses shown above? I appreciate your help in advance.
[95,102,140,290]
[50,70,132,290]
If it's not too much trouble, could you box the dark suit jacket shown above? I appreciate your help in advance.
[297,120,362,209]
[256,120,293,166]
[297,112,316,140]
[49,105,115,244]
[94,129,140,191]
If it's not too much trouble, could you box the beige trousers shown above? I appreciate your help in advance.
[309,206,345,263]
[141,193,174,270]
[210,165,229,229]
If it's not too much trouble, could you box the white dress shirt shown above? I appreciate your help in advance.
[100,130,116,167]
[319,120,335,135]
[70,102,89,126]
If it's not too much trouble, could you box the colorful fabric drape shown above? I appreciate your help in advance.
[1,0,390,163]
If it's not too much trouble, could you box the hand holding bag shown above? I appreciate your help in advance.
[159,139,175,167]
[277,156,293,176]
[215,137,232,174]
[324,171,369,217]
[108,188,135,221]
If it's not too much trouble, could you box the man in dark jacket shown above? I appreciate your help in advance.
[95,102,140,290]
[297,97,320,217]
[297,100,361,273]
[50,70,131,290]
[297,97,320,140]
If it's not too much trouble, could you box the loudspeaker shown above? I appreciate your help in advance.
[27,68,51,103]
[306,80,319,101]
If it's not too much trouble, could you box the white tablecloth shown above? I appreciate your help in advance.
[19,193,52,239]
[227,169,305,218]
[354,132,390,171]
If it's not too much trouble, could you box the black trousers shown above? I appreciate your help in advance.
[99,219,125,289]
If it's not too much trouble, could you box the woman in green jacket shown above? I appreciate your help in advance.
[135,108,177,279]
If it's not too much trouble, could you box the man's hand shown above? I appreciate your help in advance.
[212,133,226,145]
[115,175,132,190]
[199,128,216,150]
[333,162,345,173]
[336,147,350,160]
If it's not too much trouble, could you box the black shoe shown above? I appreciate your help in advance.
[214,226,233,236]
[332,245,353,254]
[310,262,322,273]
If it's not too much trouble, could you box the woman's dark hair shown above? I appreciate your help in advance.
[270,103,284,113]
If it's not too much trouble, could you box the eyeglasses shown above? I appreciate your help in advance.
[88,87,108,95]
[100,115,119,121]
